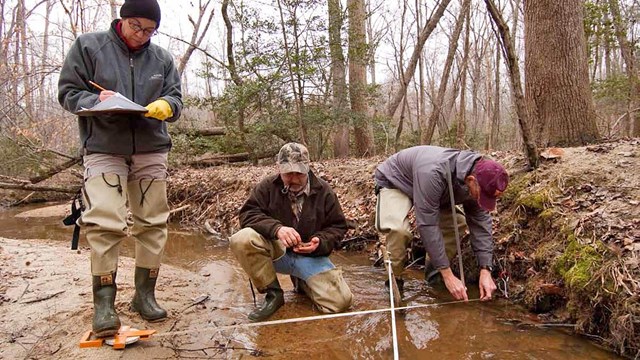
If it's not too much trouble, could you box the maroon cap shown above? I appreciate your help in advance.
[474,159,509,211]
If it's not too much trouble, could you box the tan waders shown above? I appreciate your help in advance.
[230,228,285,321]
[128,179,169,321]
[82,174,127,336]
[230,228,352,321]
[376,187,465,284]
[295,268,352,313]
[82,174,169,334]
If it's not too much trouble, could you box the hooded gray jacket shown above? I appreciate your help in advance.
[375,146,493,270]
[58,20,182,155]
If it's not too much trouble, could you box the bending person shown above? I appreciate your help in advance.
[375,146,509,301]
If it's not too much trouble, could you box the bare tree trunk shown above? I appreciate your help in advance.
[524,0,600,146]
[487,46,501,150]
[609,0,640,136]
[423,0,469,144]
[470,37,483,141]
[0,0,5,63]
[60,0,79,39]
[509,0,520,45]
[329,0,349,157]
[604,11,612,77]
[365,0,376,86]
[416,0,426,147]
[456,3,472,148]
[392,0,409,149]
[221,0,241,87]
[385,0,451,120]
[177,0,215,77]
[17,0,33,120]
[277,0,308,145]
[395,95,408,151]
[109,0,117,20]
[39,0,52,116]
[485,0,539,169]
[348,0,374,156]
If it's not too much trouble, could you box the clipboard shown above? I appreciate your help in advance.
[76,93,148,116]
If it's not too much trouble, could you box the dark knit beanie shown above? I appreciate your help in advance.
[120,0,161,27]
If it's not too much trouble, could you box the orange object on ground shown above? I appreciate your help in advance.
[79,325,156,349]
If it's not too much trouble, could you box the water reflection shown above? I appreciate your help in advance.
[0,204,621,359]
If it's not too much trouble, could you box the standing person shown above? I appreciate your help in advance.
[230,143,353,322]
[375,146,508,301]
[58,0,182,337]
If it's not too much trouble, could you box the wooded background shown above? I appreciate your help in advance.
[0,0,638,182]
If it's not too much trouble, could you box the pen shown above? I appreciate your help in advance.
[88,80,107,92]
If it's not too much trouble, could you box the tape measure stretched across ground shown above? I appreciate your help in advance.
[153,297,482,338]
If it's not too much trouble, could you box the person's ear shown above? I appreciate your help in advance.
[465,175,476,187]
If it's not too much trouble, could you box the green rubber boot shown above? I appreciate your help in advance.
[248,279,284,322]
[92,272,121,337]
[131,267,167,321]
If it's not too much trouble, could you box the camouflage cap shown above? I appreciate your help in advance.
[277,142,310,174]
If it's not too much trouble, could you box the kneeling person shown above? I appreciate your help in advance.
[230,143,353,321]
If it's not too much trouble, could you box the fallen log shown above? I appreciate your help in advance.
[0,182,80,194]
[188,151,276,167]
[29,157,81,184]
[189,152,252,167]
[173,127,226,136]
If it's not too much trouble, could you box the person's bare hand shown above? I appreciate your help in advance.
[99,90,116,102]
[440,268,468,301]
[276,226,301,248]
[293,237,320,254]
[479,269,497,301]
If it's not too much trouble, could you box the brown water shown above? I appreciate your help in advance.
[0,204,620,359]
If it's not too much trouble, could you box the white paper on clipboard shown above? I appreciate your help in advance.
[76,93,148,116]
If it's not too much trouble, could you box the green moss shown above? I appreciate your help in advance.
[532,241,559,268]
[553,234,602,290]
[501,173,531,207]
[517,190,552,213]
[539,208,556,220]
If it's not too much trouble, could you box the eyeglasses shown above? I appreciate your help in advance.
[128,19,157,37]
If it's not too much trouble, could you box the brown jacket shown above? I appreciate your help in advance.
[238,171,347,257]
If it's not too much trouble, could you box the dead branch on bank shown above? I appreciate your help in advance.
[172,127,226,136]
[188,151,276,168]
[28,157,81,184]
[0,182,79,194]
[21,290,65,304]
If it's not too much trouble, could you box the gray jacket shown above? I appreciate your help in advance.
[375,146,493,269]
[58,20,182,155]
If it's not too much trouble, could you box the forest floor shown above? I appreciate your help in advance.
[0,138,638,359]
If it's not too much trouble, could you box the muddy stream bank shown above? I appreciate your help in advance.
[0,204,620,359]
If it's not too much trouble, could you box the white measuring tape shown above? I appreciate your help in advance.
[385,258,400,360]
[153,297,482,339]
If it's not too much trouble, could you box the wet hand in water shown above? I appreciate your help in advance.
[441,268,469,301]
[479,269,497,301]
[99,90,116,102]
[276,226,301,248]
[293,237,319,254]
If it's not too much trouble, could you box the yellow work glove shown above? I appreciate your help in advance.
[144,99,173,121]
